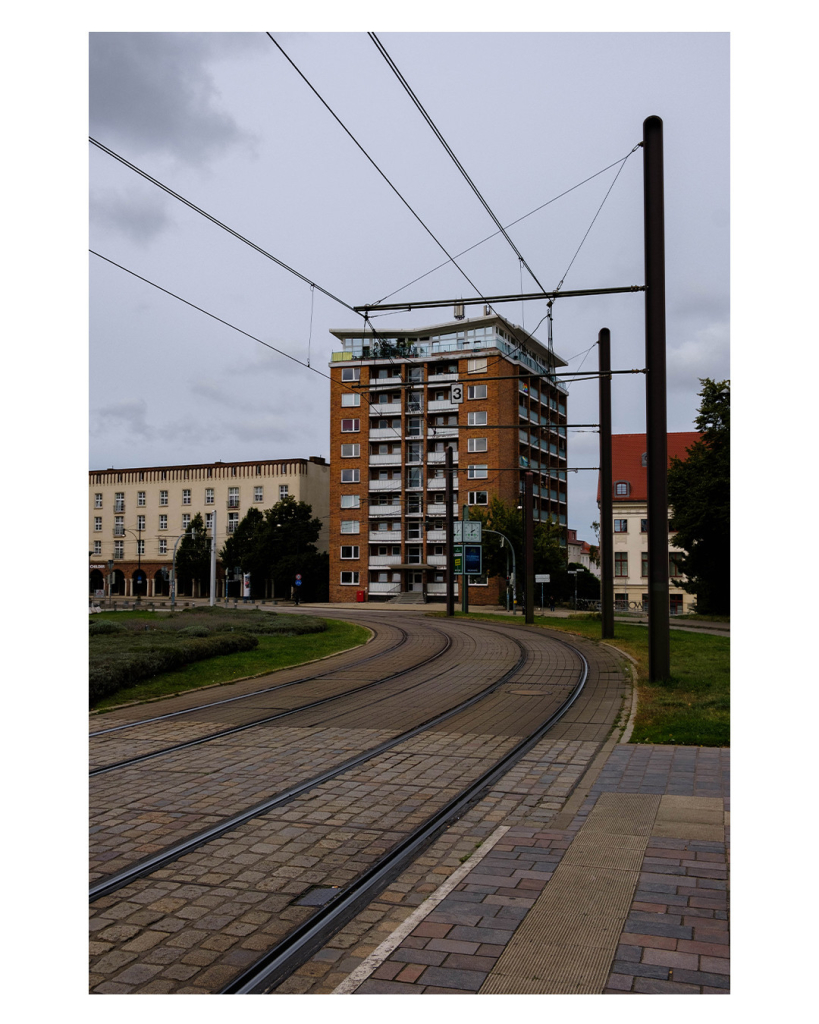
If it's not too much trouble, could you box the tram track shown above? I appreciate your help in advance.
[90,623,453,777]
[89,616,620,996]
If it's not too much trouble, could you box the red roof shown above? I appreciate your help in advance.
[597,432,702,502]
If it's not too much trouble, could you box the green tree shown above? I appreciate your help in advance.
[667,378,730,615]
[175,513,212,596]
[220,497,325,600]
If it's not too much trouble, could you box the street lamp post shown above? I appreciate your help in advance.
[568,569,579,610]
[484,529,516,615]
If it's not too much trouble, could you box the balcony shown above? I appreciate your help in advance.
[368,375,402,387]
[369,478,401,491]
[427,450,458,464]
[369,504,402,517]
[427,555,447,566]
[427,477,458,490]
[428,582,459,595]
[113,504,125,513]
[369,402,402,416]
[369,529,402,542]
[369,427,401,441]
[427,427,459,439]
[428,399,458,412]
[427,502,458,516]
[428,372,458,382]
[369,555,402,566]
[226,499,241,509]
[369,453,402,466]
[368,582,401,594]
[112,527,125,537]
[427,530,446,542]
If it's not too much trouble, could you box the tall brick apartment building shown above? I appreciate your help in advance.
[327,313,569,604]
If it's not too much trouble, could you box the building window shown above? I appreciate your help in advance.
[341,469,360,483]
[340,546,360,559]
[114,541,124,558]
[614,519,628,533]
[137,491,146,506]
[160,490,168,506]
[137,539,145,556]
[468,465,488,479]
[341,418,360,432]
[159,515,168,530]
[640,518,648,532]
[341,367,360,382]
[254,486,263,502]
[206,488,215,504]
[341,520,360,534]
[137,515,145,531]
[641,552,648,577]
[467,357,487,373]
[468,491,489,505]
[615,552,628,577]
[93,541,101,555]
[614,481,630,496]
[227,512,239,534]
[468,411,487,426]
[341,444,360,458]
[341,393,361,407]
[279,485,289,500]
[467,437,488,452]
[467,384,487,400]
[341,495,360,508]
[114,516,124,536]
[94,493,102,508]
[182,514,191,529]
[669,553,684,577]
[340,571,360,585]
[159,539,167,555]
[670,594,683,615]
[228,487,239,508]
[114,492,125,512]
[94,517,102,532]
[183,489,191,505]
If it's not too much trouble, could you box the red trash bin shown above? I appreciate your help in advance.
[356,590,365,602]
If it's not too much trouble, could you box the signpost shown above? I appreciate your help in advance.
[451,382,464,403]
[535,573,550,611]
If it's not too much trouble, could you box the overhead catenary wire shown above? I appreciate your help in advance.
[368,32,550,296]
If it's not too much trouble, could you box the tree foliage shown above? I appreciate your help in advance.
[220,497,327,600]
[175,513,212,595]
[667,378,730,615]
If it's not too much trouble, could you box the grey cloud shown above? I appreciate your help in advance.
[90,187,173,243]
[93,399,154,439]
[89,33,257,164]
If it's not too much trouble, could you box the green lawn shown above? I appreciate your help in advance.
[427,611,729,747]
[90,615,371,712]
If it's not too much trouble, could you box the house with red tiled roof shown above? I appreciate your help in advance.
[598,432,702,614]
[567,528,599,577]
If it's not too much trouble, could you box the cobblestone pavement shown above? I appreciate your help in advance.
[89,615,623,993]
[291,743,728,995]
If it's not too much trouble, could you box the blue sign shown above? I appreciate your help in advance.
[295,580,302,586]
[464,544,483,575]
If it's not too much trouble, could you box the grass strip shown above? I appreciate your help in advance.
[426,611,729,747]
[91,618,371,712]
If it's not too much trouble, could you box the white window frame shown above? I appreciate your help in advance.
[137,539,145,555]
[340,545,360,559]
[341,444,360,458]
[159,514,168,530]
[467,437,488,453]
[182,489,191,505]
[254,486,263,502]
[341,367,360,382]
[114,540,124,558]
[205,488,215,504]
[467,384,487,400]
[137,492,146,507]
[340,571,360,585]
[93,541,102,555]
[94,517,102,532]
[468,491,489,505]
[137,515,145,530]
[160,490,168,506]
[341,418,360,432]
[182,514,191,529]
[467,357,488,373]
[159,538,168,555]
[468,465,488,479]
[341,393,361,406]
[340,520,360,534]
[279,485,289,500]
[341,469,360,483]
[340,495,360,508]
[94,493,103,508]
[468,411,488,426]
[205,512,214,530]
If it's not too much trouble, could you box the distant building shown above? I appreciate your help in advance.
[598,433,701,614]
[89,457,329,598]
[326,313,570,604]
[567,528,599,577]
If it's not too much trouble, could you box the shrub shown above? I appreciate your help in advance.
[89,620,127,635]
[89,632,258,705]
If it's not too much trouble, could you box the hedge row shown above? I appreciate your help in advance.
[89,632,259,705]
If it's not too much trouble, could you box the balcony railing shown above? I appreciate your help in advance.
[368,555,402,566]
[226,499,241,509]
[368,375,402,387]
[369,403,402,416]
[369,453,402,466]
[368,582,401,594]
[427,450,459,464]
[427,427,459,439]
[369,479,401,491]
[428,400,458,412]
[369,530,402,542]
[427,555,447,566]
[112,527,125,537]
[369,504,402,517]
[426,530,446,542]
[113,504,125,513]
[427,582,459,595]
[369,427,401,441]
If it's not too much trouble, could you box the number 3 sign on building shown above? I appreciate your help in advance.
[451,383,464,403]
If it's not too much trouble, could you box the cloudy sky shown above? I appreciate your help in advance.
[88,30,729,544]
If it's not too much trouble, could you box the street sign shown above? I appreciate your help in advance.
[295,580,302,586]
[296,574,302,580]
[451,383,464,403]
[453,544,463,574]
[535,574,551,583]
[453,521,482,542]
[464,544,483,575]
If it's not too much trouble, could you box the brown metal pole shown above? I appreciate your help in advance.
[643,115,671,680]
[445,446,455,616]
[524,471,534,624]
[598,328,614,638]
